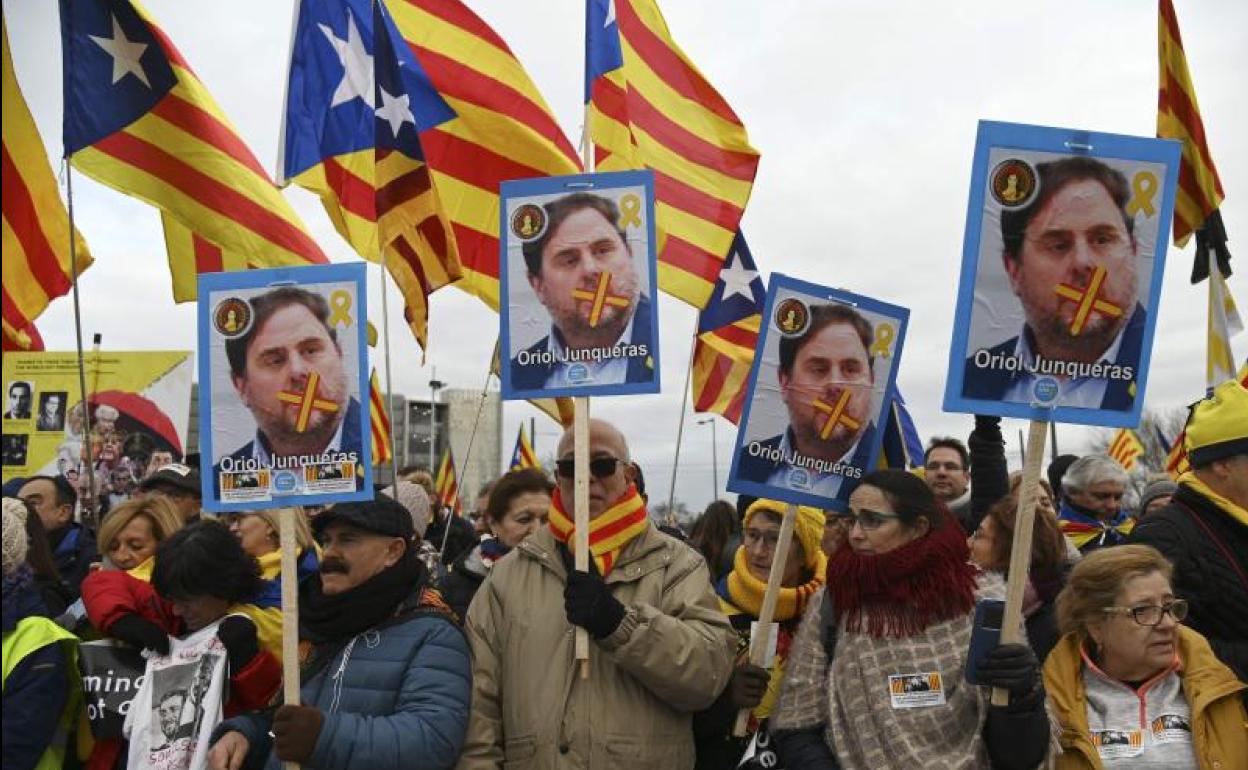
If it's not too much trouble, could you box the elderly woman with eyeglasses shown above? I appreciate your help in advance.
[772,470,1050,770]
[1043,544,1247,770]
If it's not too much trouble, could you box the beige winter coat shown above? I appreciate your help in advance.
[455,523,735,770]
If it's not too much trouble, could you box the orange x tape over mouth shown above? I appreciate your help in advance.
[570,272,630,328]
[1053,266,1124,337]
[812,390,861,441]
[276,370,339,433]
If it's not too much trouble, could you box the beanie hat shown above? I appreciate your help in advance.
[1137,478,1178,516]
[743,498,826,571]
[1184,379,1248,466]
[3,497,30,576]
[380,481,431,539]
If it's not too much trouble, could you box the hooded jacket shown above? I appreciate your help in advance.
[456,523,735,770]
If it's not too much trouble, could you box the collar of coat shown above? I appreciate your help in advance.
[518,521,675,584]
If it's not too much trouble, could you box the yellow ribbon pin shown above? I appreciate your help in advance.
[1125,171,1158,218]
[870,322,895,359]
[618,193,642,229]
[328,290,353,329]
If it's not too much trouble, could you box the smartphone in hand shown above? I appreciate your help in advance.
[965,598,1004,685]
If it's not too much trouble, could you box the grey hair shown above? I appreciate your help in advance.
[1061,455,1129,495]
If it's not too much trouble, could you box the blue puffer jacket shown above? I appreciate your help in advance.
[217,589,472,770]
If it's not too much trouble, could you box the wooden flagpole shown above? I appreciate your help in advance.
[572,104,594,679]
[278,508,301,770]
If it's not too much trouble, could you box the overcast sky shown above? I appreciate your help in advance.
[7,0,1246,513]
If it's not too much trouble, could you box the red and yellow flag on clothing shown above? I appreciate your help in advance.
[2,14,92,351]
[586,0,760,309]
[369,368,394,466]
[1107,428,1145,471]
[434,445,461,515]
[388,0,582,310]
[59,0,328,305]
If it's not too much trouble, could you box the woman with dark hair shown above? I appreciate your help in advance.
[439,467,554,620]
[772,470,1049,770]
[20,503,74,617]
[689,500,740,582]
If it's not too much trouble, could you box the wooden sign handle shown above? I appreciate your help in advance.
[279,508,301,770]
[732,503,797,736]
[573,397,591,679]
[991,419,1048,707]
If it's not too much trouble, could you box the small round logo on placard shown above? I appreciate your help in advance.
[213,297,252,338]
[567,363,591,385]
[990,158,1038,208]
[774,298,811,337]
[272,470,298,494]
[1032,376,1060,405]
[510,203,547,242]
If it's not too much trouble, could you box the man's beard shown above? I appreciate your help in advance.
[1032,307,1127,364]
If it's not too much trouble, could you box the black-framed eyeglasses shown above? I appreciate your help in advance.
[831,509,900,532]
[1102,599,1188,627]
[555,456,621,480]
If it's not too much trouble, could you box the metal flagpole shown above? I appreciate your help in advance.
[665,329,697,524]
[63,162,99,529]
[439,342,496,559]
[378,252,401,485]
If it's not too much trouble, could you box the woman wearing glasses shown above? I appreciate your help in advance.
[772,469,1050,770]
[1043,544,1246,769]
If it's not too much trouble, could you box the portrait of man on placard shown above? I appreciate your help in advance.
[36,391,68,432]
[503,180,657,395]
[961,150,1167,411]
[5,380,32,420]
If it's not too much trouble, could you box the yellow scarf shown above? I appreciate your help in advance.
[722,546,827,622]
[1180,471,1248,527]
[547,485,648,576]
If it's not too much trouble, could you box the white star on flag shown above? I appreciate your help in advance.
[604,0,616,27]
[319,12,373,108]
[719,249,759,302]
[89,15,151,88]
[376,87,414,138]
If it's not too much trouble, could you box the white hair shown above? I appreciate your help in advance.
[1062,455,1129,495]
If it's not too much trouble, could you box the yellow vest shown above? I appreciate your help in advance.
[2,616,81,770]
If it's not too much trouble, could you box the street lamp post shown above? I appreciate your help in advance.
[428,375,444,471]
[697,417,718,501]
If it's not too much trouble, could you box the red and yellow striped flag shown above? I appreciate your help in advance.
[434,445,461,515]
[1156,0,1224,248]
[60,0,328,304]
[587,0,760,309]
[388,0,582,311]
[1107,428,1145,471]
[369,368,394,466]
[2,14,92,351]
[509,424,539,471]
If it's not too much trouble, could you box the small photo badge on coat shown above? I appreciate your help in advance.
[1149,714,1192,745]
[1091,729,1145,759]
[887,672,946,709]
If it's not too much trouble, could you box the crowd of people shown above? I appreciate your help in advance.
[3,379,1247,770]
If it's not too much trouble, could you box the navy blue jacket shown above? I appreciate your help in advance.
[217,587,472,770]
[212,397,365,495]
[510,294,655,390]
[736,422,878,506]
[961,304,1147,410]
[2,576,69,770]
[50,522,97,598]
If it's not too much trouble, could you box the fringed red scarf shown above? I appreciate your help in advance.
[548,485,648,576]
[825,516,978,638]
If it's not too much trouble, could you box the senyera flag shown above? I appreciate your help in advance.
[434,445,461,515]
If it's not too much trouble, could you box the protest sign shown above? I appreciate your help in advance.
[1,351,192,503]
[943,121,1182,427]
[197,263,371,512]
[727,274,909,511]
[499,170,660,400]
[79,640,147,740]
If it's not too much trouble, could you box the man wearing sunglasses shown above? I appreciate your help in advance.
[738,303,879,503]
[457,419,735,769]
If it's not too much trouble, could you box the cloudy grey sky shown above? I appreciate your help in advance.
[7,0,1246,513]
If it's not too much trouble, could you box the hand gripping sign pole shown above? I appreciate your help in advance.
[991,420,1048,707]
[733,503,798,736]
[279,508,301,770]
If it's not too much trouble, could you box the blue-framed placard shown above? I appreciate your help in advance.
[197,263,372,512]
[943,121,1181,427]
[727,274,910,511]
[499,170,660,400]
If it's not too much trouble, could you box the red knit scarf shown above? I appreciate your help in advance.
[548,485,648,576]
[826,517,978,638]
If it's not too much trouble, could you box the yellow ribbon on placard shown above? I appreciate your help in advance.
[870,322,895,358]
[329,290,353,328]
[618,193,642,229]
[1125,171,1158,218]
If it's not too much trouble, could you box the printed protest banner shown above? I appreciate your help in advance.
[499,170,660,400]
[79,640,147,740]
[1,351,192,504]
[944,121,1181,427]
[197,263,371,512]
[727,274,909,511]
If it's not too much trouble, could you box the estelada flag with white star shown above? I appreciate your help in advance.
[279,0,461,350]
[59,0,329,299]
[692,231,763,423]
[509,423,539,471]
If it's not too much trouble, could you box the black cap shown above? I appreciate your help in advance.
[140,463,201,497]
[312,496,414,540]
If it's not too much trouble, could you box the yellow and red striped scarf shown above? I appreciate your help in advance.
[548,485,648,576]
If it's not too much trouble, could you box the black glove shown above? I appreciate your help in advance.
[216,615,261,672]
[728,663,770,709]
[110,613,171,655]
[976,643,1040,695]
[272,704,325,763]
[560,548,626,640]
